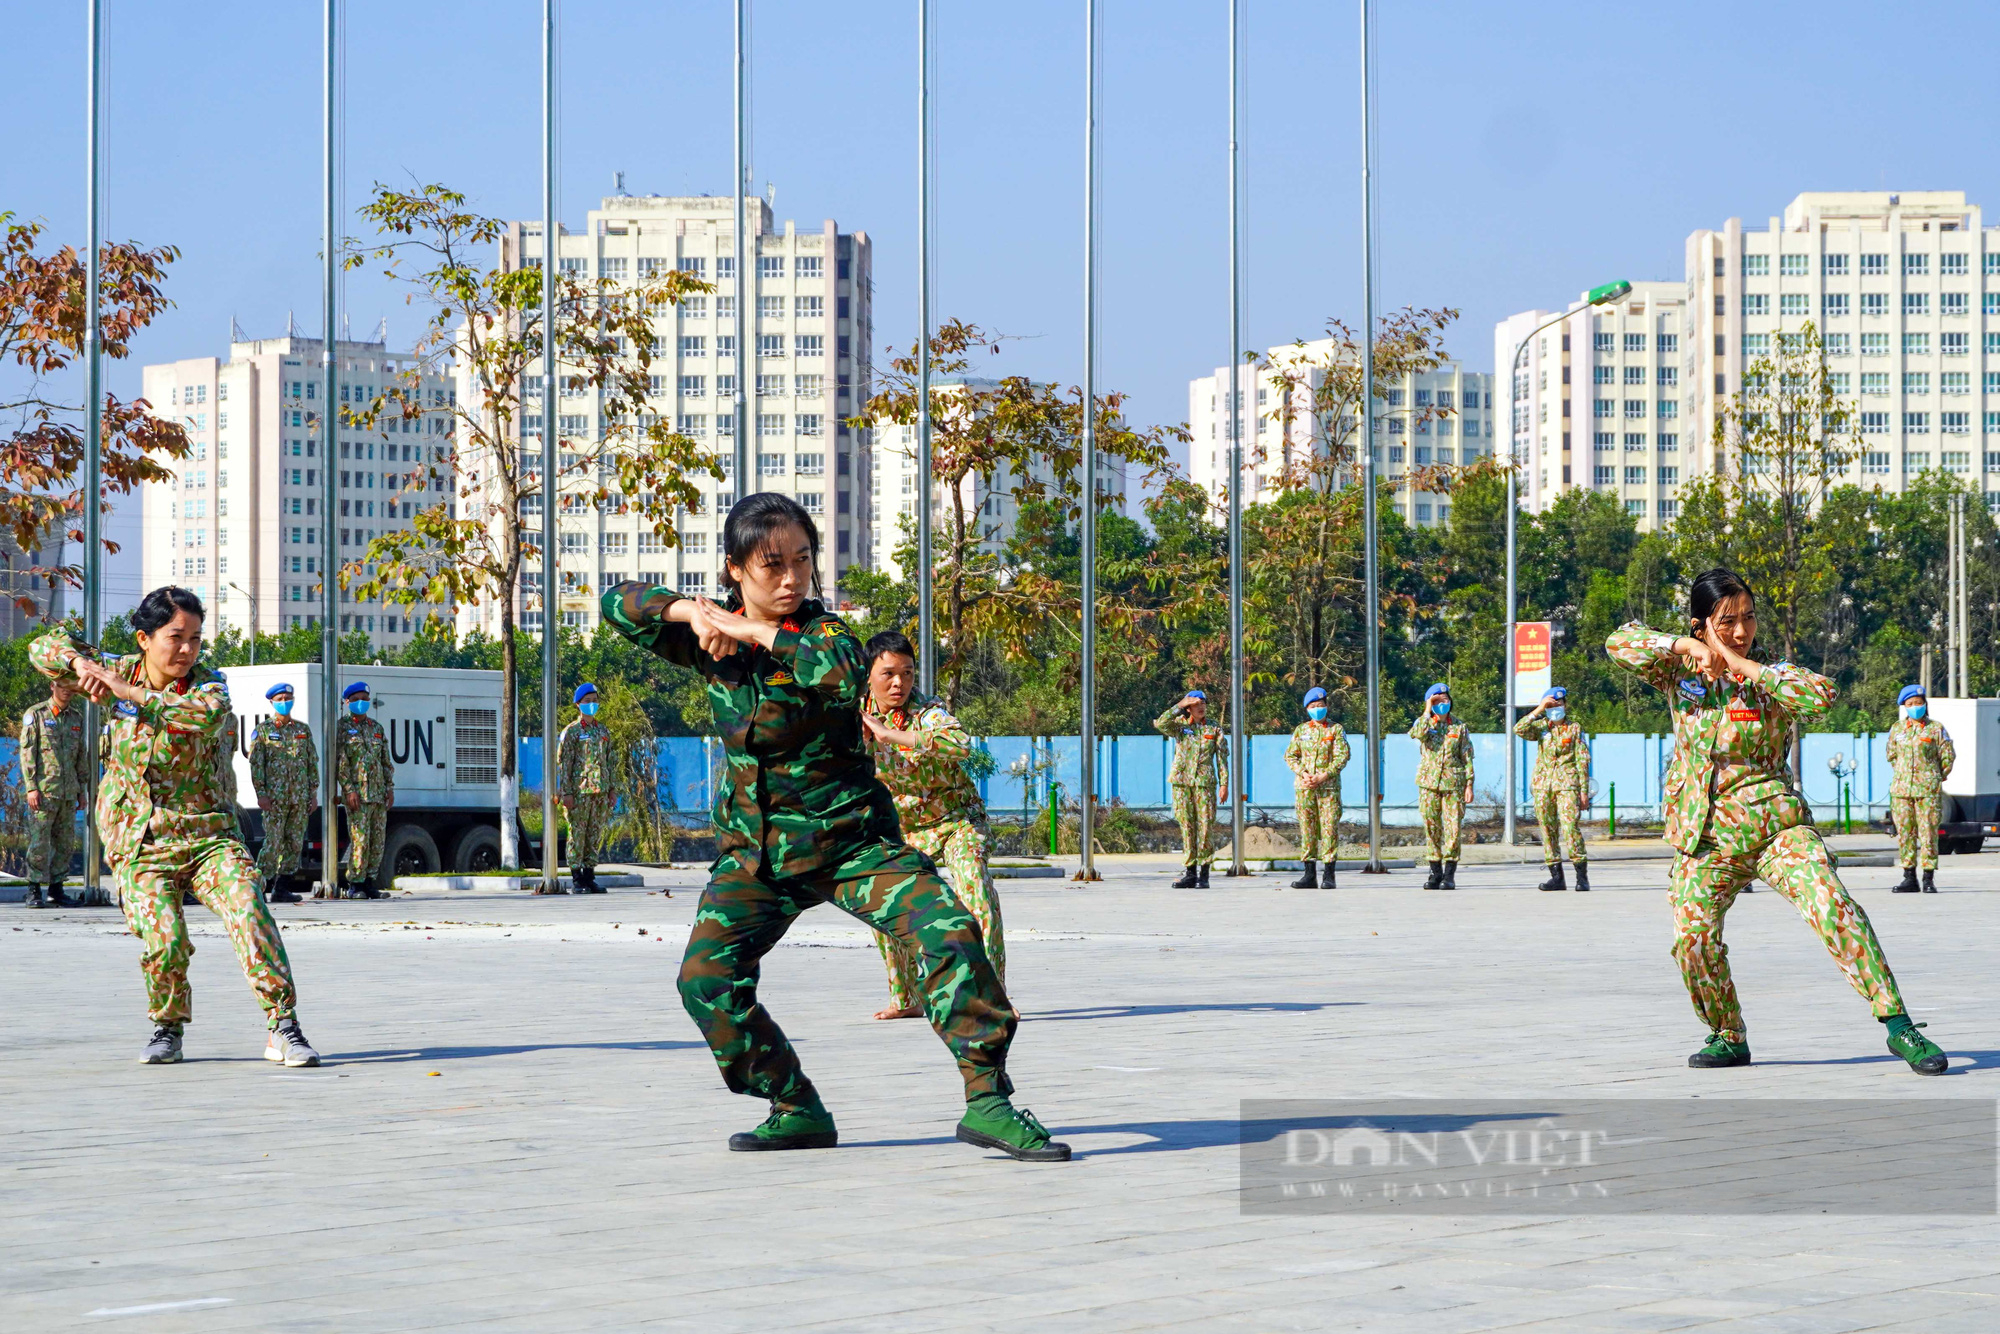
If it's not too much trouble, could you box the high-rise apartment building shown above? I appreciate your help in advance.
[1187,342,1495,527]
[140,330,454,642]
[1686,191,1999,500]
[458,193,872,637]
[1494,281,1688,530]
[866,379,1128,582]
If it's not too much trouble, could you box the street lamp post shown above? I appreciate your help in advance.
[228,582,259,664]
[1504,280,1628,846]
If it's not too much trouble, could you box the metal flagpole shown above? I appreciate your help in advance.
[317,0,342,897]
[1076,0,1101,882]
[916,0,934,695]
[80,0,106,904]
[1949,494,1958,696]
[732,0,750,499]
[1504,372,1519,844]
[1358,0,1384,874]
[1225,0,1247,876]
[540,0,561,892]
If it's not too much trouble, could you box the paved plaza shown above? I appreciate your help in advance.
[3,849,1997,1332]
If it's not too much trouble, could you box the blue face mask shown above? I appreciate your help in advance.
[348,699,369,716]
[1547,706,1566,722]
[1906,704,1927,721]
[1306,705,1328,721]
[580,701,599,717]
[1430,699,1450,716]
[273,700,293,716]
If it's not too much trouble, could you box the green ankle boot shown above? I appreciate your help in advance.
[1687,1032,1751,1068]
[956,1096,1072,1162]
[728,1100,838,1151]
[1884,1020,1948,1075]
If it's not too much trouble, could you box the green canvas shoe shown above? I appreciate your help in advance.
[956,1098,1072,1162]
[1886,1023,1948,1076]
[727,1103,838,1152]
[1687,1032,1751,1068]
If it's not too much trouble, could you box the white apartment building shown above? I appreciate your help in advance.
[1687,191,2000,501]
[1188,342,1495,527]
[141,330,454,643]
[459,193,872,637]
[867,378,1129,582]
[1494,281,1688,530]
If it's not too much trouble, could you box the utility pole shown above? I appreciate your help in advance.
[80,0,106,905]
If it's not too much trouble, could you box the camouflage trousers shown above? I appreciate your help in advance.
[114,834,295,1026]
[681,841,1016,1106]
[1295,787,1342,862]
[1418,787,1465,863]
[567,794,613,869]
[257,800,311,879]
[1891,792,1941,871]
[25,796,81,882]
[1171,782,1220,867]
[1534,785,1587,865]
[346,802,388,881]
[876,818,1004,1011]
[1670,824,1905,1043]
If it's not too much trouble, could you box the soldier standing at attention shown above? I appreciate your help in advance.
[1283,687,1349,889]
[335,681,393,899]
[31,586,318,1066]
[1606,567,1947,1075]
[600,493,1066,1162]
[1154,690,1228,888]
[20,676,86,909]
[1886,684,1954,894]
[249,683,318,903]
[860,629,1006,1022]
[1409,682,1474,891]
[1515,686,1593,893]
[557,682,614,894]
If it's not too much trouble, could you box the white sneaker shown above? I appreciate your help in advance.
[264,1015,321,1067]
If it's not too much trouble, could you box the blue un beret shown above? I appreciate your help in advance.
[342,681,370,700]
[1546,687,1567,702]
[1302,687,1327,706]
[265,682,295,700]
[1898,684,1926,706]
[1186,689,1207,701]
[574,682,600,704]
[1426,681,1450,700]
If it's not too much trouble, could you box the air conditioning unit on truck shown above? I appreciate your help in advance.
[1926,697,2000,855]
[218,664,537,880]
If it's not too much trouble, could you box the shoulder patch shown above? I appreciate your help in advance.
[1677,678,1707,701]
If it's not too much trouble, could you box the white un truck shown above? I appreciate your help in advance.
[1926,696,2000,855]
[217,663,530,879]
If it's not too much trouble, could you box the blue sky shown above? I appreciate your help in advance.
[7,0,2000,610]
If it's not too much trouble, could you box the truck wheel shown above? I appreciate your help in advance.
[450,825,503,874]
[382,824,441,881]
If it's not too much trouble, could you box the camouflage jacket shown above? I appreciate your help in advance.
[601,581,897,876]
[336,714,394,805]
[1886,717,1955,800]
[216,712,241,810]
[19,698,86,802]
[558,717,615,797]
[1283,720,1350,792]
[1154,703,1228,790]
[250,716,319,806]
[28,628,236,864]
[1513,714,1591,798]
[1606,622,1833,856]
[865,689,985,832]
[1407,712,1474,792]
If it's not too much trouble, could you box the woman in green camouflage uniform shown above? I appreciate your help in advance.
[1408,683,1473,890]
[601,494,1066,1161]
[1514,686,1592,892]
[859,629,1006,1020]
[1606,568,1946,1074]
[32,587,319,1067]
[1885,685,1953,894]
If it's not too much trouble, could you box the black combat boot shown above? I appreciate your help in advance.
[23,883,45,909]
[1424,860,1442,891]
[1921,869,1937,894]
[1290,860,1318,889]
[1892,866,1919,893]
[1572,863,1590,892]
[1197,864,1211,888]
[47,881,71,907]
[1441,860,1458,890]
[1172,864,1199,888]
[1538,863,1566,892]
[267,876,300,904]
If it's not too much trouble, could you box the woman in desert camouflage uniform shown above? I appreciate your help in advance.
[1606,568,1945,1075]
